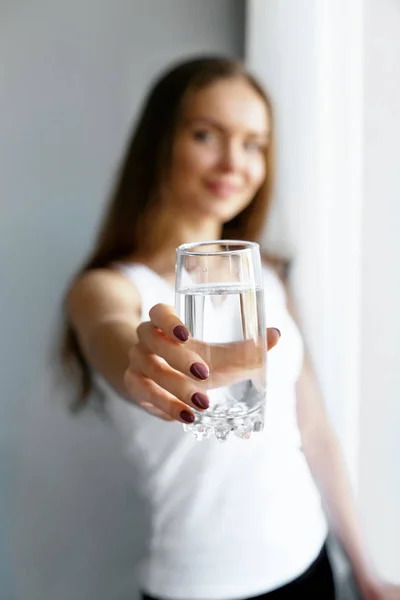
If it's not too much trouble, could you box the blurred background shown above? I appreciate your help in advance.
[1,1,399,599]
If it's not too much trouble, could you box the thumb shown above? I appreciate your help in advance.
[267,327,281,351]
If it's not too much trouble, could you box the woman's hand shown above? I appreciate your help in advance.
[359,578,400,600]
[123,303,280,423]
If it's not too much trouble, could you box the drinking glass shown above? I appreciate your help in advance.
[175,240,267,442]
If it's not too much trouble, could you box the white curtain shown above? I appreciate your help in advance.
[245,0,400,582]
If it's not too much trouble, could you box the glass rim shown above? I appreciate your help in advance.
[176,239,260,257]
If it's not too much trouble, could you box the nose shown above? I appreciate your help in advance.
[218,140,243,172]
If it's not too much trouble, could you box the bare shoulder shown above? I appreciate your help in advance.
[67,268,141,331]
[261,250,291,283]
[261,251,300,319]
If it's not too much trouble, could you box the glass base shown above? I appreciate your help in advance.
[183,404,265,442]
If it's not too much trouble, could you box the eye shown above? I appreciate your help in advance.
[243,139,265,152]
[193,129,214,142]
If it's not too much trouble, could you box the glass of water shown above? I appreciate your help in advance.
[175,240,267,442]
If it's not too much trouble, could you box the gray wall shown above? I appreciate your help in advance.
[0,2,244,599]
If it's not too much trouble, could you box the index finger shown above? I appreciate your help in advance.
[149,303,190,343]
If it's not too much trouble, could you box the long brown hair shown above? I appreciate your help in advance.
[60,55,276,410]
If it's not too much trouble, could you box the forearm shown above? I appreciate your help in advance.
[303,427,377,587]
[79,319,138,400]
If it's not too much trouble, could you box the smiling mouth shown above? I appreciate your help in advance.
[205,181,240,198]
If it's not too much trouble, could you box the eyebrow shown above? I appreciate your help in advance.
[185,117,270,140]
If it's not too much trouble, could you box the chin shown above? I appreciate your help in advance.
[197,199,250,224]
[196,209,237,226]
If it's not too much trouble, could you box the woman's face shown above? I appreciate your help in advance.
[167,77,270,224]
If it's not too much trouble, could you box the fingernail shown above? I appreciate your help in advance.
[272,328,281,338]
[190,362,209,380]
[191,392,209,410]
[180,410,195,423]
[173,325,190,342]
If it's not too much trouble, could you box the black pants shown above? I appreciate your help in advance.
[141,544,336,600]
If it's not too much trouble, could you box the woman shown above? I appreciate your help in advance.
[61,57,399,600]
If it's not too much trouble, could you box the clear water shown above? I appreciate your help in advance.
[176,284,267,441]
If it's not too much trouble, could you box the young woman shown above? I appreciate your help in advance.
[61,57,399,600]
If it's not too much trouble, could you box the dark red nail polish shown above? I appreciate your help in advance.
[180,410,195,423]
[272,328,281,338]
[190,362,209,380]
[191,392,209,410]
[173,325,189,342]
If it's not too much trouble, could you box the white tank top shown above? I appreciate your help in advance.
[101,263,328,600]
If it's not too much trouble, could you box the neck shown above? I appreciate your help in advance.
[167,216,222,249]
[131,208,223,277]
